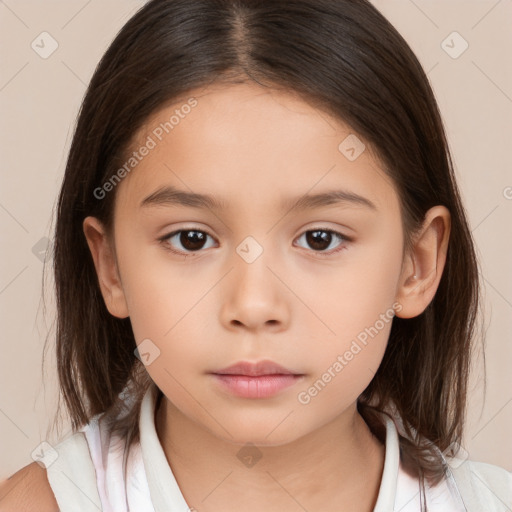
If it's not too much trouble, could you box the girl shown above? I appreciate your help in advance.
[1,0,510,511]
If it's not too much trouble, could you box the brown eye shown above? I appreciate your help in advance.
[295,229,348,254]
[161,229,215,254]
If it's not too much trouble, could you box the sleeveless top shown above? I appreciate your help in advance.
[45,382,512,511]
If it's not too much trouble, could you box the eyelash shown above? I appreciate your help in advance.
[158,227,352,258]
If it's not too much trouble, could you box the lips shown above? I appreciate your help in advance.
[209,360,305,398]
[211,359,303,377]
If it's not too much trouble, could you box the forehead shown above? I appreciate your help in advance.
[113,81,398,216]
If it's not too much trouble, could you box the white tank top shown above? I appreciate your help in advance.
[44,382,508,511]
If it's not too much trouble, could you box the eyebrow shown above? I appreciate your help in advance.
[139,185,377,212]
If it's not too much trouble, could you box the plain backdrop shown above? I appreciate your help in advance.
[1,0,511,478]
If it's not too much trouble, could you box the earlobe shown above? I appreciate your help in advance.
[82,216,130,319]
[395,206,451,319]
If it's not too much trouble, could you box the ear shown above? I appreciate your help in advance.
[395,205,451,319]
[82,216,129,319]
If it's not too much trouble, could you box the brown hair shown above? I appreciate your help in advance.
[48,0,481,506]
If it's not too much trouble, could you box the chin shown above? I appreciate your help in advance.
[210,418,309,448]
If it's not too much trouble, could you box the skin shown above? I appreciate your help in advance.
[0,462,58,511]
[82,82,450,512]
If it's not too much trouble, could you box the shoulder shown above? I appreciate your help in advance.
[0,462,59,512]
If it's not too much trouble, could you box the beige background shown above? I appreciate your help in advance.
[1,0,511,479]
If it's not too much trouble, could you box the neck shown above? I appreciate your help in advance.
[155,397,385,512]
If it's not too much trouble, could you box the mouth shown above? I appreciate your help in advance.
[211,359,304,377]
[209,360,305,399]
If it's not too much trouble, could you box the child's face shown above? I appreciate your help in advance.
[99,82,407,445]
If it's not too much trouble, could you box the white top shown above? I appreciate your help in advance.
[45,382,512,511]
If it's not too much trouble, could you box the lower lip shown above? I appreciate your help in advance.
[211,374,304,398]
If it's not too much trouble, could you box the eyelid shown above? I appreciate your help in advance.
[293,226,351,257]
[158,227,217,257]
[158,225,352,256]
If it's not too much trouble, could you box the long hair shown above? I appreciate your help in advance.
[48,0,481,506]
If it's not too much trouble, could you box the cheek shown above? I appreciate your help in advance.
[290,222,403,345]
[116,232,198,337]
[126,280,210,400]
[125,277,209,361]
[116,240,216,382]
[296,318,392,414]
[292,224,402,406]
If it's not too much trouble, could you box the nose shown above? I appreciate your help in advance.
[219,243,290,333]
